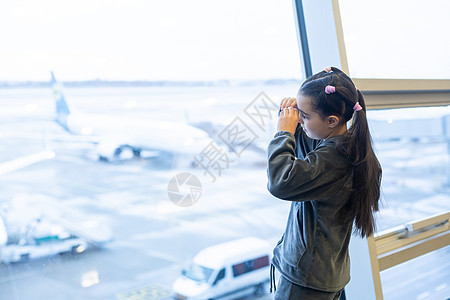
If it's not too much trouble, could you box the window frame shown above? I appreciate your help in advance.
[331,0,450,109]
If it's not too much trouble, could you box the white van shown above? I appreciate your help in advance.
[173,237,272,300]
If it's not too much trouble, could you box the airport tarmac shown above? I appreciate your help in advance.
[0,137,287,299]
[0,86,449,300]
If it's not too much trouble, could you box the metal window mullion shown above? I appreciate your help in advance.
[293,0,312,78]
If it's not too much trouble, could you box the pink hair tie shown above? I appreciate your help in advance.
[325,85,335,94]
[324,67,332,73]
[353,102,363,112]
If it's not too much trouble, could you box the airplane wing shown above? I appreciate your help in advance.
[0,149,55,176]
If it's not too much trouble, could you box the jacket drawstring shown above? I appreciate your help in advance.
[269,263,276,293]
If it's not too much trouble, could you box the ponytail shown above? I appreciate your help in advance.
[343,90,382,237]
[299,67,382,238]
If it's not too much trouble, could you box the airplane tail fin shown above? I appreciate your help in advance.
[51,71,71,131]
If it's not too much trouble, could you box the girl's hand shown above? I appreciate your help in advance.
[278,98,299,135]
[279,97,297,110]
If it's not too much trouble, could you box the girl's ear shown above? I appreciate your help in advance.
[327,115,340,128]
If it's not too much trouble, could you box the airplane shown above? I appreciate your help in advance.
[51,71,213,162]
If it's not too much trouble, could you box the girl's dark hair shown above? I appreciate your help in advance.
[299,67,382,237]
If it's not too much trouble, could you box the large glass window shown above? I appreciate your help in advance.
[0,1,300,299]
[338,0,450,79]
[367,106,450,299]
[367,106,450,231]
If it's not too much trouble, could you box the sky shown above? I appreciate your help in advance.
[0,0,301,82]
[1,0,449,82]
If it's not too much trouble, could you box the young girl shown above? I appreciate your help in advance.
[267,67,382,299]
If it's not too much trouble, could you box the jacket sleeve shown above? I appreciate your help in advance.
[266,131,347,201]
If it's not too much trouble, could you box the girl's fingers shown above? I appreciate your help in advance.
[292,99,298,108]
[287,98,297,108]
[277,106,299,133]
[278,100,285,116]
[280,97,297,109]
[280,98,289,109]
[286,107,298,114]
[280,106,298,116]
[279,98,297,120]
